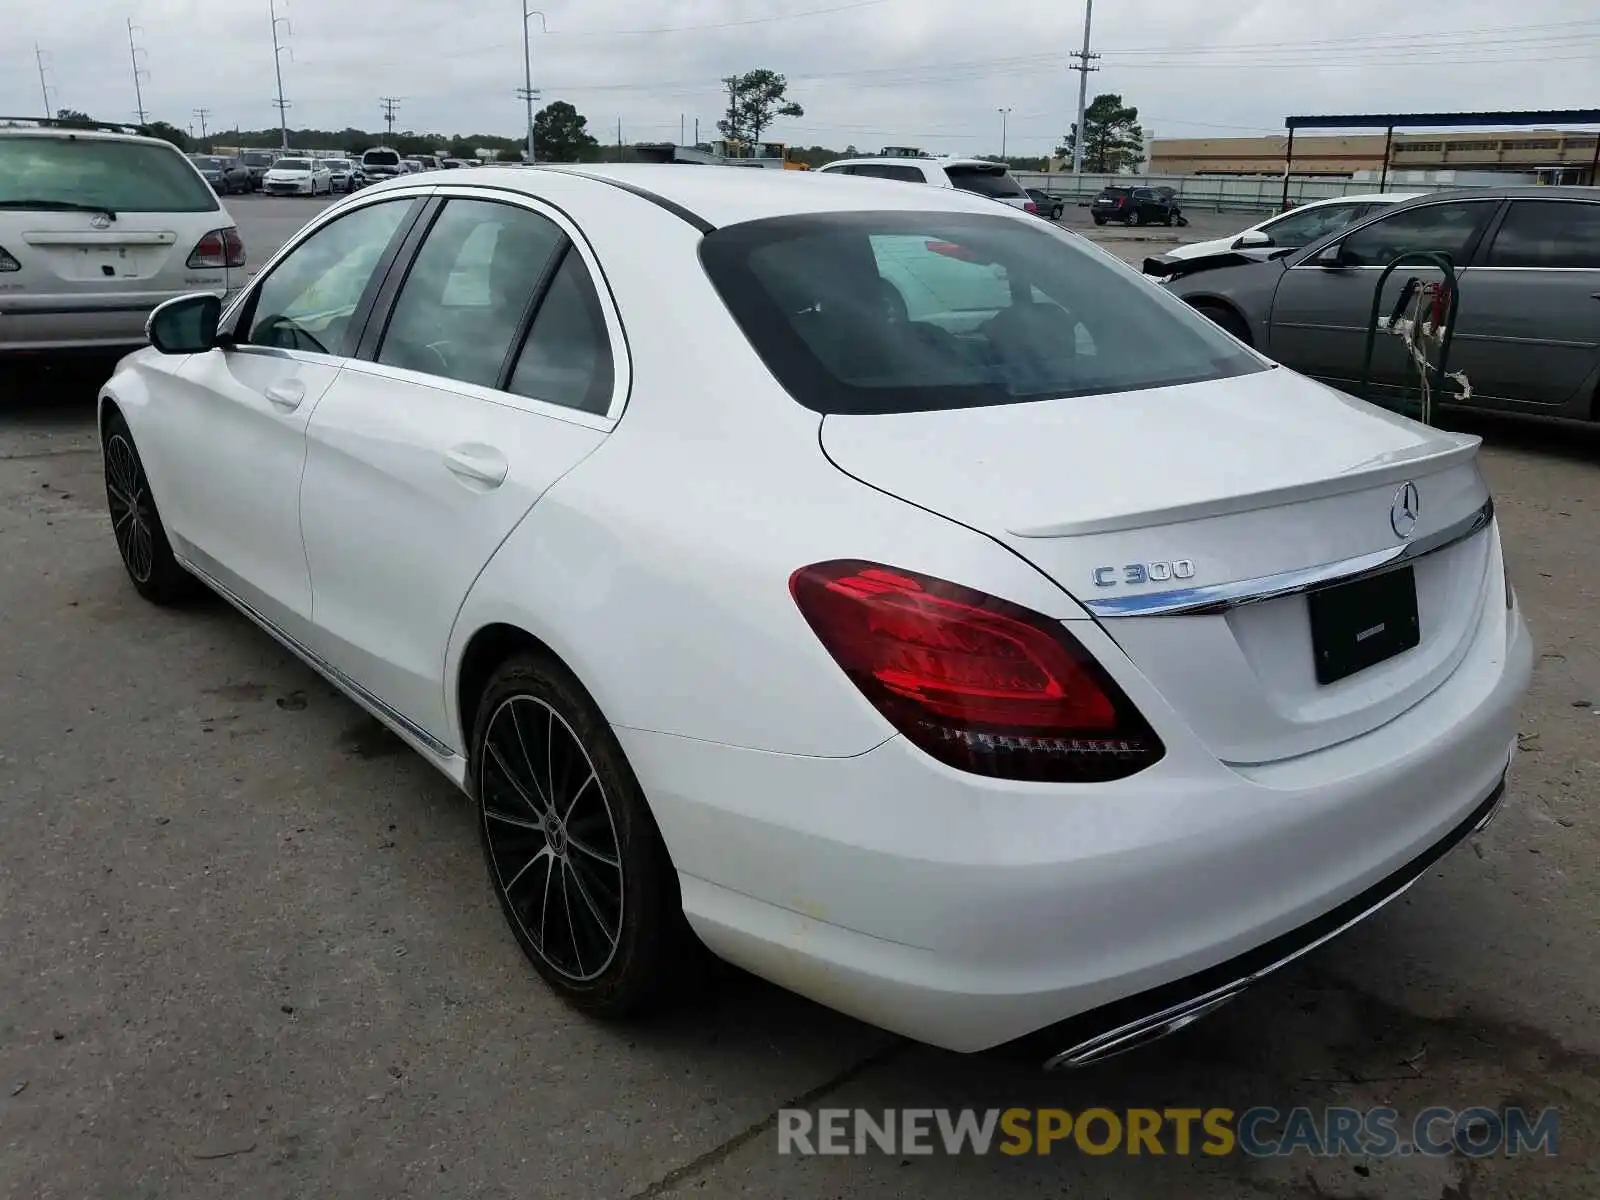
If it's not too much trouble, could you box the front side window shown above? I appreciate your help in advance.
[0,136,218,213]
[1332,201,1496,268]
[701,211,1264,415]
[1485,201,1600,269]
[244,199,413,355]
[376,198,564,388]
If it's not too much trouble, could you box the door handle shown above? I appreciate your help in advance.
[263,380,306,411]
[443,444,509,489]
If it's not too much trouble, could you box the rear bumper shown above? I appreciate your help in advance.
[0,288,237,353]
[622,586,1532,1054]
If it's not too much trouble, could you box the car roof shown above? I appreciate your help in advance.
[821,157,936,169]
[0,126,173,147]
[379,163,1039,228]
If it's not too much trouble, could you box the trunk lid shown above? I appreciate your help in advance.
[17,214,184,284]
[819,368,1495,765]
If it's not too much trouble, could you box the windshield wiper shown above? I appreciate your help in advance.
[0,199,117,220]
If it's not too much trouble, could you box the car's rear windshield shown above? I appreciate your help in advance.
[700,211,1265,416]
[945,165,1025,198]
[275,158,311,170]
[190,156,225,168]
[243,153,273,166]
[1099,187,1130,197]
[326,160,351,169]
[0,136,218,214]
[363,150,401,166]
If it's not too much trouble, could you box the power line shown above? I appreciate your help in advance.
[379,96,402,139]
[270,0,293,150]
[193,107,211,141]
[127,19,150,125]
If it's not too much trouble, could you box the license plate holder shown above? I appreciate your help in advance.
[1307,566,1420,685]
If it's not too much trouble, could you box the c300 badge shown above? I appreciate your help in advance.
[1092,559,1196,588]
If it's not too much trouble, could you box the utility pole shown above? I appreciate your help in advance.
[193,107,211,144]
[1069,0,1099,174]
[269,0,292,151]
[998,107,1012,160]
[34,44,55,119]
[127,20,150,125]
[694,116,699,146]
[379,97,401,140]
[616,117,622,162]
[520,8,546,163]
[680,114,685,146]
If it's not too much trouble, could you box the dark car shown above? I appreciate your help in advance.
[239,151,276,191]
[1162,186,1600,420]
[1092,186,1179,227]
[187,154,251,195]
[1025,189,1065,220]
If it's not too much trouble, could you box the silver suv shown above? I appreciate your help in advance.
[0,120,244,357]
[816,155,1041,216]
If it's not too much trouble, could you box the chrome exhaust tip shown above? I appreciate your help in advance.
[1043,986,1246,1071]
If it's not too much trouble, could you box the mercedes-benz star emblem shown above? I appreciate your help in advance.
[1391,481,1420,539]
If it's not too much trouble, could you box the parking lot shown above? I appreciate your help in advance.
[2,191,1598,1198]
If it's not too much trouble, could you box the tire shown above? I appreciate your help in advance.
[1191,302,1253,346]
[471,652,695,1017]
[1163,212,1174,227]
[1092,217,1106,226]
[102,411,202,605]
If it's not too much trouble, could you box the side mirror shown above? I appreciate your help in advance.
[1311,242,1348,268]
[1233,230,1272,250]
[146,292,222,355]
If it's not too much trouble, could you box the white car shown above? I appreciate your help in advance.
[817,155,1041,216]
[323,159,356,193]
[262,157,333,197]
[98,166,1530,1065]
[1149,192,1423,271]
[0,121,245,356]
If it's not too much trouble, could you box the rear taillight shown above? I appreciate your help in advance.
[790,561,1164,782]
[187,227,246,269]
[0,245,19,272]
[1024,200,1039,215]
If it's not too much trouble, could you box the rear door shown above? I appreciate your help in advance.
[1443,197,1600,413]
[1266,197,1502,396]
[297,191,623,744]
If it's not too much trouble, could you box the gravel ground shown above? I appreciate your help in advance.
[1,203,1596,1197]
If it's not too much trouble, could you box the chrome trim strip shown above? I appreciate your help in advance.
[1082,497,1493,617]
[180,558,462,763]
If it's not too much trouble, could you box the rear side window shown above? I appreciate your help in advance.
[0,136,218,213]
[507,252,616,415]
[945,166,1025,198]
[1485,201,1600,269]
[700,211,1264,415]
[851,164,926,183]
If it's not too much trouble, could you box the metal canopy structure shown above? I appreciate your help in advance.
[1280,109,1600,206]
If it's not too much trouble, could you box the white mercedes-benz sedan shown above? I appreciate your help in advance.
[98,165,1531,1066]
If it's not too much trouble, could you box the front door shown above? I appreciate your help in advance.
[152,196,420,638]
[1267,198,1501,400]
[298,194,623,746]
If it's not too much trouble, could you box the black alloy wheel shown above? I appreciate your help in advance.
[102,411,200,604]
[472,654,696,1016]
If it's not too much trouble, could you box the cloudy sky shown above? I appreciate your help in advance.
[5,0,1598,155]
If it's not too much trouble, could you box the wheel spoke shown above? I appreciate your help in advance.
[502,844,553,895]
[564,857,619,947]
[567,831,620,872]
[559,863,586,977]
[508,700,550,810]
[561,770,596,825]
[484,806,544,833]
[545,706,556,814]
[486,742,543,816]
